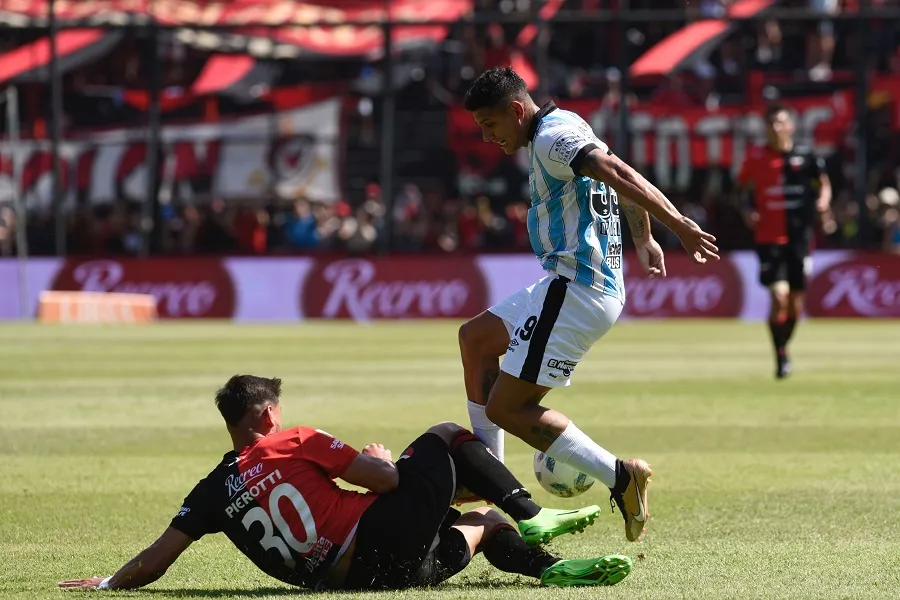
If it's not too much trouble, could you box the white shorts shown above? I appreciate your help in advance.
[488,274,624,388]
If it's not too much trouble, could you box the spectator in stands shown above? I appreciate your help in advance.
[693,63,721,111]
[483,24,514,71]
[756,18,784,68]
[313,201,343,250]
[505,200,530,250]
[233,204,269,255]
[393,184,429,251]
[808,0,839,81]
[0,204,14,256]
[284,198,320,250]
[651,72,696,109]
[599,68,637,113]
[338,205,379,254]
[457,199,483,250]
[195,198,238,254]
[877,187,900,252]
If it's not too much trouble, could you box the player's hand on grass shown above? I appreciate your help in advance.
[673,216,719,264]
[362,443,392,462]
[58,577,106,590]
[636,238,666,279]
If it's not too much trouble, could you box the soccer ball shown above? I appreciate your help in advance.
[532,450,595,498]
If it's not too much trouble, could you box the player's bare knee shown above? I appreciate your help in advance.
[478,509,514,541]
[770,287,789,312]
[459,312,509,360]
[458,319,479,355]
[427,421,465,445]
[460,507,508,530]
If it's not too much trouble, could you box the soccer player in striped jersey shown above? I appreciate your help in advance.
[458,67,719,542]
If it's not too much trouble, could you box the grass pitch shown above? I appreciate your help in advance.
[1,320,898,600]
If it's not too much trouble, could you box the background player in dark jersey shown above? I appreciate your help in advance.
[59,375,632,592]
[737,103,832,378]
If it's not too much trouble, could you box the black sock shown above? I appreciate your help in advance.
[611,459,629,495]
[482,526,561,579]
[768,319,788,357]
[450,430,541,522]
[783,317,797,345]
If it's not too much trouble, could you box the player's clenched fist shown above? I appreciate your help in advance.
[362,443,392,462]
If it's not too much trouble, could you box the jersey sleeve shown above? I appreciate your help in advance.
[169,479,220,540]
[535,120,609,180]
[736,155,754,187]
[297,427,361,479]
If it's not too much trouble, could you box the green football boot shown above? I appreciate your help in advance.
[518,505,602,546]
[540,554,632,587]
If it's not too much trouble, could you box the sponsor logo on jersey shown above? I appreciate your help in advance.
[305,537,334,572]
[175,506,190,518]
[225,469,285,518]
[226,462,265,498]
[547,359,578,377]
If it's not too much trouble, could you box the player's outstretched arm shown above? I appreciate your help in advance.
[576,148,719,264]
[58,527,192,591]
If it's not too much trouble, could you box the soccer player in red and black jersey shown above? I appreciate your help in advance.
[58,375,631,592]
[737,104,832,378]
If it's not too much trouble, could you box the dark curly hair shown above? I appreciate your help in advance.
[463,66,528,112]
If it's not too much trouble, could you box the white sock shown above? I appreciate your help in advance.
[546,421,617,488]
[467,401,505,463]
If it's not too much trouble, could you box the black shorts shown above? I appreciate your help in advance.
[343,433,471,591]
[756,244,811,291]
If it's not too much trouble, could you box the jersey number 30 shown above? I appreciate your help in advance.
[241,483,317,568]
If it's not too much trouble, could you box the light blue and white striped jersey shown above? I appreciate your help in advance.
[526,102,625,302]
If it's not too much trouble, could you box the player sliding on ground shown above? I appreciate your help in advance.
[458,67,720,541]
[58,375,631,592]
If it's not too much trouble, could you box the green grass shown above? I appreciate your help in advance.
[1,320,898,600]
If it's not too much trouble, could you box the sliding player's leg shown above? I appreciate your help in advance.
[435,423,600,546]
[447,507,631,588]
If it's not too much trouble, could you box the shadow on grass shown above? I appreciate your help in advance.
[133,580,530,597]
[137,589,310,598]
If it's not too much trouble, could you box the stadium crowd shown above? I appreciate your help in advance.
[2,0,900,256]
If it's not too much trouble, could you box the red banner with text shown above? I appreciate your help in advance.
[449,93,855,191]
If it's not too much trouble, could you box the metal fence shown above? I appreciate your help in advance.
[1,1,898,257]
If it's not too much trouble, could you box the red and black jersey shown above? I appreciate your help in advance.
[169,427,376,590]
[737,144,825,247]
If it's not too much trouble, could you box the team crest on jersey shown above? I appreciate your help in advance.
[789,156,805,170]
[548,132,586,165]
